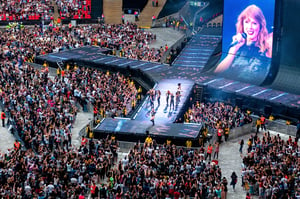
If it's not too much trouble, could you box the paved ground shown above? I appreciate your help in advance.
[147,27,185,49]
[71,112,94,148]
[218,129,294,199]
[0,125,15,153]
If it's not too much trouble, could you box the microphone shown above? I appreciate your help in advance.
[230,33,247,47]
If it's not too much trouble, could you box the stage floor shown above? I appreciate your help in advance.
[134,79,194,125]
[94,79,202,143]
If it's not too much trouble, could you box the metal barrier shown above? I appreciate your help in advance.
[251,115,297,137]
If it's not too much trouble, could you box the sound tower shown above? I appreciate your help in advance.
[91,0,103,19]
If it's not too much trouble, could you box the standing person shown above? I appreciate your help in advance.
[1,110,6,127]
[166,90,170,106]
[247,138,252,153]
[217,127,223,143]
[205,143,213,161]
[90,181,97,199]
[214,5,273,83]
[256,118,261,133]
[145,134,153,146]
[260,115,266,131]
[14,140,21,151]
[156,90,161,107]
[239,139,244,154]
[213,142,219,159]
[175,90,181,109]
[230,172,238,191]
[246,192,251,199]
[150,108,155,126]
[224,125,230,141]
[170,93,175,111]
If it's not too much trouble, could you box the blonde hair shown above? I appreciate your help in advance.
[236,5,269,53]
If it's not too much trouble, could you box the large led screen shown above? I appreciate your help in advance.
[214,0,275,85]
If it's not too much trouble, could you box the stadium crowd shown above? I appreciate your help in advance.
[184,101,252,129]
[242,132,300,198]
[56,0,91,19]
[0,135,118,198]
[0,2,299,199]
[104,142,229,199]
[0,22,161,62]
[0,21,144,197]
[0,0,54,21]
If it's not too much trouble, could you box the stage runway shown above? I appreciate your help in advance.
[94,79,202,145]
[133,79,194,125]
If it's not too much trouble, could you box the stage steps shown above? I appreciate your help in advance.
[103,0,122,24]
[194,85,204,102]
[172,34,221,68]
[137,0,167,28]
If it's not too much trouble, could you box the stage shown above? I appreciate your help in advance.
[133,79,194,124]
[94,79,203,145]
[94,118,203,145]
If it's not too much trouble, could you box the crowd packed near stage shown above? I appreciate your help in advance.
[104,141,229,199]
[184,101,252,129]
[241,132,300,198]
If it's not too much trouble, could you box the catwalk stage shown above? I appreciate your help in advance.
[94,79,203,145]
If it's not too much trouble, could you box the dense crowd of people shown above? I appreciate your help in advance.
[0,0,54,21]
[56,0,91,19]
[242,132,300,198]
[0,22,161,62]
[0,21,144,197]
[104,141,229,199]
[0,135,118,198]
[184,101,252,129]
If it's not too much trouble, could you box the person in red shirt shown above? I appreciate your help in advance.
[1,111,6,127]
[81,136,88,146]
[260,115,266,131]
[174,190,180,199]
[205,144,213,161]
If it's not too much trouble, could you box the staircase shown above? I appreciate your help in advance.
[57,61,64,70]
[103,0,122,24]
[194,85,203,102]
[137,0,167,28]
[172,34,222,68]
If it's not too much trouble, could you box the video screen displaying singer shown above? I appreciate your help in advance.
[214,0,275,85]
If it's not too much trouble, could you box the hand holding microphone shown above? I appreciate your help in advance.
[229,33,247,53]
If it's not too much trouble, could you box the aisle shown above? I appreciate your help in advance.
[218,135,248,199]
[218,130,294,199]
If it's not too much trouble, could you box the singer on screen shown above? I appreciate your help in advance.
[214,4,273,80]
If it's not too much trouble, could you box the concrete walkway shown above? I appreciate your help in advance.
[71,112,93,149]
[0,125,15,153]
[218,130,294,199]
